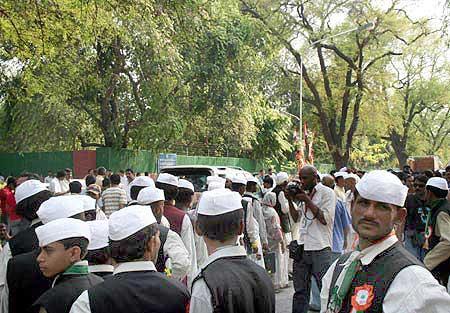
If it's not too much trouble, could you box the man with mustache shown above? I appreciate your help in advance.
[320,170,450,313]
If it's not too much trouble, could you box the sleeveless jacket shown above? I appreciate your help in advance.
[88,270,190,313]
[328,242,422,313]
[193,256,275,313]
[33,273,103,313]
[163,204,185,235]
[9,222,42,257]
[7,249,52,313]
[427,199,450,283]
[272,186,291,233]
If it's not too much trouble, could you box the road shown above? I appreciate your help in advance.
[276,283,318,313]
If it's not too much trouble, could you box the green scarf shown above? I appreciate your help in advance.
[62,262,89,275]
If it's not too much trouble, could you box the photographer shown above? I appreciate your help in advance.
[286,165,336,313]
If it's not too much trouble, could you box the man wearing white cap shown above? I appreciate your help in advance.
[33,218,103,313]
[230,176,259,258]
[3,196,87,313]
[156,173,197,286]
[176,179,209,267]
[70,206,190,313]
[0,179,52,313]
[190,189,275,313]
[423,177,450,287]
[86,221,113,278]
[127,175,155,205]
[333,172,347,202]
[344,173,360,213]
[137,187,190,281]
[321,170,450,313]
[206,176,225,191]
[242,176,267,268]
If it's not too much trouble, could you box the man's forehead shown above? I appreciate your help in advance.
[355,194,397,208]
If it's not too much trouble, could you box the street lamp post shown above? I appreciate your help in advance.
[298,22,374,150]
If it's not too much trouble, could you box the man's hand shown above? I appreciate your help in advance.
[0,223,11,241]
[294,191,310,203]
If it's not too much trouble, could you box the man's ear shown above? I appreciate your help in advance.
[69,246,82,262]
[395,207,407,225]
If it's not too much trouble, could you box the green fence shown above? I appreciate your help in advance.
[96,148,157,173]
[0,151,73,177]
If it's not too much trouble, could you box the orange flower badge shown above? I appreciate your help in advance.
[351,284,374,312]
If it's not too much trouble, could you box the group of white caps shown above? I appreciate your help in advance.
[16,169,450,250]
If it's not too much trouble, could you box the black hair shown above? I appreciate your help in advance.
[415,175,428,184]
[65,168,72,173]
[119,170,125,174]
[97,167,106,176]
[175,187,194,207]
[144,172,149,176]
[110,174,121,185]
[424,170,434,179]
[433,171,442,177]
[155,182,178,201]
[335,176,344,183]
[56,170,66,179]
[69,181,82,194]
[231,183,245,193]
[60,237,89,258]
[16,190,52,221]
[426,185,448,199]
[246,181,257,191]
[330,170,337,176]
[102,177,111,188]
[19,172,41,180]
[125,168,134,174]
[86,247,111,265]
[197,209,243,242]
[446,165,450,172]
[85,175,96,187]
[130,185,146,201]
[110,224,159,262]
[262,175,274,187]
[6,177,16,187]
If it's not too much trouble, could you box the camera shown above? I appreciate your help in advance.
[285,181,303,197]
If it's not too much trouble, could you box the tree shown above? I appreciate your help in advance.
[384,32,448,166]
[239,0,437,168]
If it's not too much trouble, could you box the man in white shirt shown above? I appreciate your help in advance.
[320,170,450,313]
[287,165,336,313]
[333,172,347,202]
[49,170,70,196]
[44,171,53,185]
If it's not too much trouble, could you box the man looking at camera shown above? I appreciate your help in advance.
[287,165,336,313]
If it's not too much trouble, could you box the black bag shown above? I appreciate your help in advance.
[264,252,276,274]
[288,240,304,261]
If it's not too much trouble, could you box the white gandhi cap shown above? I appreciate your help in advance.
[426,177,449,191]
[197,189,243,216]
[355,170,408,207]
[156,173,179,187]
[137,187,165,205]
[276,172,289,185]
[37,196,85,224]
[36,218,91,247]
[129,176,155,188]
[179,179,195,192]
[70,195,96,212]
[109,205,157,241]
[15,180,48,204]
[231,175,247,185]
[87,220,109,250]
[334,172,348,179]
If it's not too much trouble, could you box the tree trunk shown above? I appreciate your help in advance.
[389,130,408,167]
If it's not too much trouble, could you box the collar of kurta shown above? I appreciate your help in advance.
[356,233,398,266]
[113,261,157,275]
[197,245,247,276]
[89,264,114,273]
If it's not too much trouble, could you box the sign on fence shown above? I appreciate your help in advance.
[158,153,177,172]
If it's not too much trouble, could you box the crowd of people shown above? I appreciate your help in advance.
[0,164,449,313]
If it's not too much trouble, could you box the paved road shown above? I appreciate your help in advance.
[275,283,293,312]
[276,283,318,313]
